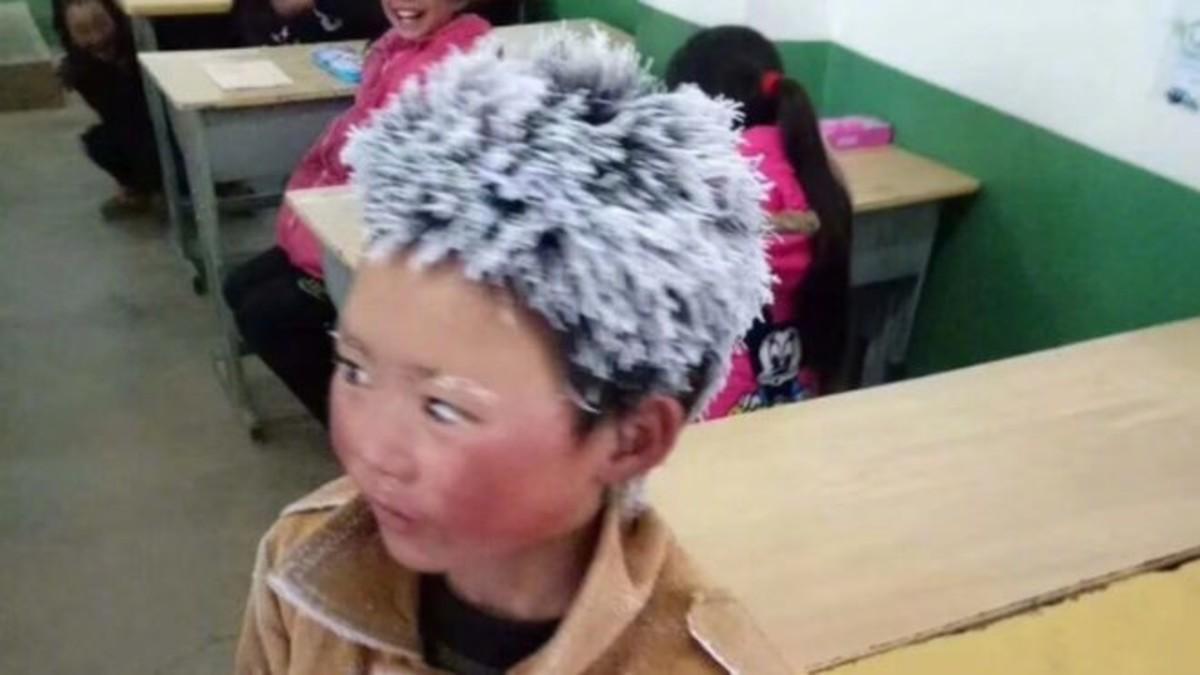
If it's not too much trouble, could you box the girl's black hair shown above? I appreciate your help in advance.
[52,0,134,58]
[666,25,853,389]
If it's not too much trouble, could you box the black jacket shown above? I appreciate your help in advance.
[53,0,150,131]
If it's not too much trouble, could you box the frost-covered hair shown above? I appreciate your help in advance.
[342,30,772,420]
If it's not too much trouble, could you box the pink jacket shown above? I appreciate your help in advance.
[705,125,820,420]
[277,14,491,278]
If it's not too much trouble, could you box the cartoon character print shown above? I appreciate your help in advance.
[731,320,811,415]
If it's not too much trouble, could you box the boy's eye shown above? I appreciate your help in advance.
[334,355,371,388]
[425,398,469,426]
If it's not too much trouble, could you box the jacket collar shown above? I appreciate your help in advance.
[268,496,671,674]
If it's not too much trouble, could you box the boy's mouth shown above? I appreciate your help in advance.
[369,498,419,531]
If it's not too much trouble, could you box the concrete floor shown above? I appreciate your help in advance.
[0,100,339,673]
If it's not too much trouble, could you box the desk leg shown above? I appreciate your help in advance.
[884,207,939,377]
[174,110,262,439]
[850,204,940,387]
[131,17,194,285]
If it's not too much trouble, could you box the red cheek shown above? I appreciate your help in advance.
[437,439,524,532]
[436,427,580,543]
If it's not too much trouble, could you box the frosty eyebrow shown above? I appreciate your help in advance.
[329,329,370,359]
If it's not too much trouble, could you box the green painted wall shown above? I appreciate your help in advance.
[629,2,693,76]
[823,45,1200,373]
[24,0,56,44]
[540,0,642,33]
[631,4,827,106]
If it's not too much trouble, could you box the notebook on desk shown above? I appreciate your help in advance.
[203,60,293,91]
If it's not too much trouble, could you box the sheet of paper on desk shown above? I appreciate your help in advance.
[203,60,293,90]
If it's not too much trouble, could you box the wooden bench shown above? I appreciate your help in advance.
[0,2,63,112]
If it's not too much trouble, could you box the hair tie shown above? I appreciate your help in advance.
[760,70,783,98]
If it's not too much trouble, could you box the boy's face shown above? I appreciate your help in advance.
[65,0,119,62]
[331,258,615,572]
[382,0,466,41]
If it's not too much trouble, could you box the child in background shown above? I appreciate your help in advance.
[223,1,489,426]
[235,35,790,674]
[667,26,853,418]
[231,0,391,46]
[53,0,160,219]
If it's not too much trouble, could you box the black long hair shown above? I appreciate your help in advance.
[52,0,134,60]
[666,26,852,389]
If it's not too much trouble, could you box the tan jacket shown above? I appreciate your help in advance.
[235,478,796,674]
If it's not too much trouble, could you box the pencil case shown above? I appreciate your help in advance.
[313,47,364,85]
[820,116,893,150]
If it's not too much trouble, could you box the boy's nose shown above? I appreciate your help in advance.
[352,405,420,483]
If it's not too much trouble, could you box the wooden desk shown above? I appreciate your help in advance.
[142,42,362,438]
[291,146,981,386]
[842,146,979,213]
[650,318,1200,672]
[120,0,235,266]
[119,0,232,18]
[291,146,980,271]
[140,43,359,110]
[839,147,979,385]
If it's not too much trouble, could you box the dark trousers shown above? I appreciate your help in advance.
[223,248,336,426]
[81,123,162,194]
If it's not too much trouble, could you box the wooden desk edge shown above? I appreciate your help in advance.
[810,544,1200,672]
[167,87,354,112]
[853,177,981,214]
[138,49,357,111]
[839,146,982,213]
[120,0,233,18]
[288,188,363,265]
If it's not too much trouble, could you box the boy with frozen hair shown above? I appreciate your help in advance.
[235,32,792,675]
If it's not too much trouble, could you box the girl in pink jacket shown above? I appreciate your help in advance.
[667,26,854,419]
[223,1,490,426]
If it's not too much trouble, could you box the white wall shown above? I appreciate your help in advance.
[748,0,829,41]
[640,0,749,27]
[831,0,1200,190]
[640,0,1199,190]
[641,0,831,40]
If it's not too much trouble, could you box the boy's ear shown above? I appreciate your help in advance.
[597,395,687,485]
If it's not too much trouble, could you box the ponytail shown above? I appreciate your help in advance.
[777,77,853,389]
[664,25,854,391]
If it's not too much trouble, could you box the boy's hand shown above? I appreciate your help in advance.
[269,0,315,19]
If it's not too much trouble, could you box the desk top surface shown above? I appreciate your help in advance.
[140,41,361,111]
[138,19,633,111]
[651,318,1200,671]
[289,145,981,268]
[843,146,979,213]
[119,0,233,19]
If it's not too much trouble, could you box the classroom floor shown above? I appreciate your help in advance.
[0,98,339,674]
